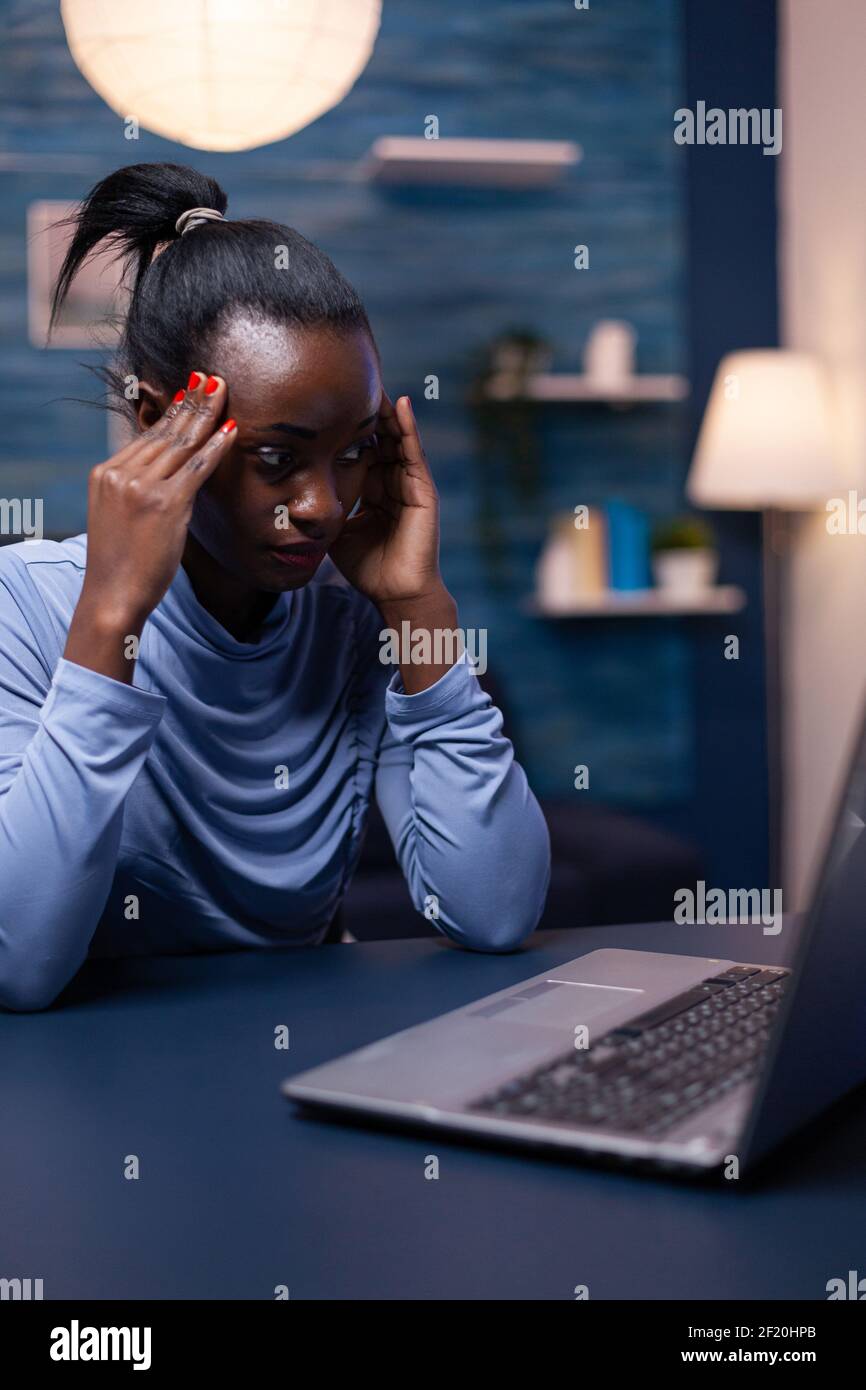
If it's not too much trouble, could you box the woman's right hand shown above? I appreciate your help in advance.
[64,370,236,683]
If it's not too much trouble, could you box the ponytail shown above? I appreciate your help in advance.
[48,162,227,333]
[48,161,374,423]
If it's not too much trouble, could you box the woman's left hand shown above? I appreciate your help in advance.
[328,391,445,609]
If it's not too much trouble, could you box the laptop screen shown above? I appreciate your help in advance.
[741,703,866,1169]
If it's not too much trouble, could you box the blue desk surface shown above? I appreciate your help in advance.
[2,921,863,1300]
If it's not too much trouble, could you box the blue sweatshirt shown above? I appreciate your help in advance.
[0,536,551,1010]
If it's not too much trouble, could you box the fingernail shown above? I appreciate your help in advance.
[220,418,237,433]
[187,371,202,390]
[172,389,185,403]
[204,375,220,395]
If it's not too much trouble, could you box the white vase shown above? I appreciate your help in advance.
[652,548,718,595]
[536,531,577,609]
[582,320,637,388]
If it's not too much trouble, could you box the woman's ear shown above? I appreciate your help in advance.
[135,379,171,433]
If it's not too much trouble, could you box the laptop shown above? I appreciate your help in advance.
[282,707,866,1179]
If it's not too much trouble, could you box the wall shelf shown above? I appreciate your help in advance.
[522,586,746,618]
[359,137,581,188]
[484,372,689,404]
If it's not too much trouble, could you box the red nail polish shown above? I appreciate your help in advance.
[220,418,237,433]
[172,389,185,403]
[204,376,220,395]
[187,371,202,391]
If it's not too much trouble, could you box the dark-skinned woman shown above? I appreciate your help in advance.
[0,162,550,1011]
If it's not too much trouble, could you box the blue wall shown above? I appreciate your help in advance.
[666,0,776,888]
[0,0,773,884]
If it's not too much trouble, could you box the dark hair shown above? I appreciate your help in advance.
[48,161,376,425]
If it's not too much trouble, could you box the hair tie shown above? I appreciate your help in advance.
[175,207,224,236]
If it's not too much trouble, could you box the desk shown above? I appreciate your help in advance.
[2,922,863,1300]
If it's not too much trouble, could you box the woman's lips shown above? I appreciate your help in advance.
[267,545,326,570]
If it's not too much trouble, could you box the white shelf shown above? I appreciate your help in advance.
[359,137,581,188]
[522,586,746,618]
[485,372,689,404]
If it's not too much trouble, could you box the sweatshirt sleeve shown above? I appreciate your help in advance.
[0,575,167,1010]
[373,643,552,952]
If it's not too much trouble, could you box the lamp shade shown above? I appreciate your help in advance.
[60,0,382,153]
[687,350,838,509]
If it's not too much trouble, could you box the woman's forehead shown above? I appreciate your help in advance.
[212,316,381,425]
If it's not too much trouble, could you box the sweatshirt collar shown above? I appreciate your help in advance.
[162,560,294,659]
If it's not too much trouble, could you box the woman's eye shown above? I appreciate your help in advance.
[338,435,376,464]
[256,447,295,472]
[254,435,375,475]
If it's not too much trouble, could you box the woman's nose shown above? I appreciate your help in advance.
[283,473,345,532]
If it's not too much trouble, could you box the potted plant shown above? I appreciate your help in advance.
[466,328,553,587]
[651,516,718,595]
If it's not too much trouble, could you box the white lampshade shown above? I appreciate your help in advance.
[60,0,382,153]
[687,350,839,509]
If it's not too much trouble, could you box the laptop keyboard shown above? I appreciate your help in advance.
[469,965,790,1140]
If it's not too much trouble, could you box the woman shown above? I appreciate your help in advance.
[0,162,551,1011]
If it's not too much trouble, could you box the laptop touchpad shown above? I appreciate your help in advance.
[472,980,641,1030]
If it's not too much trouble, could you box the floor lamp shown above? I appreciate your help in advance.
[686,350,837,893]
